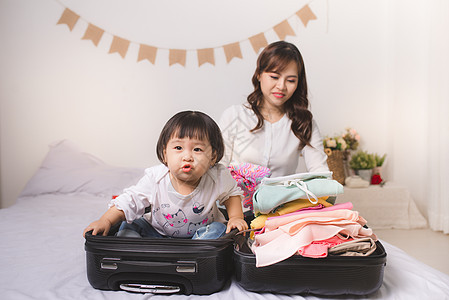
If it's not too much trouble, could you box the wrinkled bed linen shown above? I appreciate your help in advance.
[1,194,449,299]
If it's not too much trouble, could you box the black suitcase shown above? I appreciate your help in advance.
[233,233,387,296]
[84,224,235,295]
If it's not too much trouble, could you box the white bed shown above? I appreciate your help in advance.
[1,140,449,300]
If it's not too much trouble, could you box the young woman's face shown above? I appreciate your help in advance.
[259,60,299,111]
[163,136,215,187]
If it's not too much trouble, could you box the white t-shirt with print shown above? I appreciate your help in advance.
[110,163,243,238]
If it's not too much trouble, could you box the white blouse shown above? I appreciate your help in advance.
[218,104,329,177]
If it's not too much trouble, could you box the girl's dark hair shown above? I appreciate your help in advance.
[247,41,313,149]
[156,111,224,165]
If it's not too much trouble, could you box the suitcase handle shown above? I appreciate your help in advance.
[119,283,180,294]
[102,258,197,273]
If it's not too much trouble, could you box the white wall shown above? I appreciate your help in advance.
[0,0,433,217]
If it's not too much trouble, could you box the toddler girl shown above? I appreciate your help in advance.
[83,111,248,239]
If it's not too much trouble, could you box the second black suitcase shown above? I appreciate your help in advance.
[233,234,387,296]
[85,225,235,295]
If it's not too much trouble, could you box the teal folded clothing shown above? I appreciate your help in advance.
[253,174,344,215]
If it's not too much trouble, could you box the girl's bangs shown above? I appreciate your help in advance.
[170,122,208,141]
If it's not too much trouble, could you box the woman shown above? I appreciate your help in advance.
[219,41,329,177]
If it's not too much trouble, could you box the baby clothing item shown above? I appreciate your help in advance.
[111,163,243,238]
[297,235,352,258]
[328,237,377,256]
[250,198,332,231]
[251,204,377,267]
[117,218,227,240]
[271,197,332,215]
[228,163,271,210]
[252,172,344,215]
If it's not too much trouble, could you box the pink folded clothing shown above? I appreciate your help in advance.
[298,235,352,258]
[228,163,271,210]
[252,222,376,267]
[251,206,377,267]
[256,202,359,235]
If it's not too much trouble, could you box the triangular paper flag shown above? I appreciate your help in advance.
[223,42,242,63]
[82,23,104,46]
[273,20,296,40]
[138,44,157,64]
[57,8,79,31]
[109,36,130,59]
[296,4,317,27]
[169,49,186,66]
[197,48,215,66]
[249,33,268,54]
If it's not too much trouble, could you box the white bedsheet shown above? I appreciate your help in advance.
[1,193,449,300]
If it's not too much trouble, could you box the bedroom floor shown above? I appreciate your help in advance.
[375,228,449,275]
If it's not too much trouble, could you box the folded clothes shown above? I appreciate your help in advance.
[253,172,344,215]
[328,237,377,256]
[250,198,332,231]
[259,202,355,233]
[271,196,332,214]
[297,235,351,258]
[251,204,376,267]
[253,222,375,267]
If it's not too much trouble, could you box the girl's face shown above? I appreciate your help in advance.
[163,136,215,187]
[259,60,299,111]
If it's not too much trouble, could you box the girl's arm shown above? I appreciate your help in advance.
[223,195,248,233]
[83,205,125,237]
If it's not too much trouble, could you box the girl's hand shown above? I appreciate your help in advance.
[226,217,248,233]
[83,219,112,237]
[82,205,125,237]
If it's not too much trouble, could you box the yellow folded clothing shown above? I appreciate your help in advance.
[250,196,332,231]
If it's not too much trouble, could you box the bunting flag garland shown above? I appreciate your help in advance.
[82,23,104,46]
[296,5,318,27]
[223,42,243,63]
[169,49,187,66]
[109,36,130,58]
[249,33,268,54]
[138,44,157,64]
[56,3,319,67]
[273,20,296,40]
[57,8,79,31]
[197,48,215,66]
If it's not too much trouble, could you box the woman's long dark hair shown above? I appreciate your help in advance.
[247,41,312,149]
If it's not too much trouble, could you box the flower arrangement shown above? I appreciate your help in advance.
[342,128,360,151]
[323,127,360,153]
[323,136,347,154]
[349,151,376,170]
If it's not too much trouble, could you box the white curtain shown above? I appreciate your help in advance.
[427,0,449,234]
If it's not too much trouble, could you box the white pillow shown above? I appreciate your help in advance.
[20,140,145,197]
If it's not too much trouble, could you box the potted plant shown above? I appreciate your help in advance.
[349,151,376,182]
[374,153,387,169]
